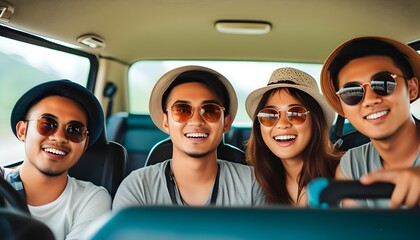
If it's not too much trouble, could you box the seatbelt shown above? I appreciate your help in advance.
[103,81,118,119]
[165,161,220,205]
[333,115,345,150]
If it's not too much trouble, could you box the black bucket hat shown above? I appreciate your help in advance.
[10,79,104,147]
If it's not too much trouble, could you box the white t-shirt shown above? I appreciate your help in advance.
[4,168,111,240]
[113,159,266,211]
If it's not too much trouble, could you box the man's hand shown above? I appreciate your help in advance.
[360,167,420,208]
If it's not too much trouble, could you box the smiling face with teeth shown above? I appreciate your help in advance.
[260,89,313,162]
[162,82,231,160]
[16,96,89,177]
[338,56,418,141]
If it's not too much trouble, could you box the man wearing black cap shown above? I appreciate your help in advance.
[321,36,420,208]
[113,66,265,209]
[2,80,111,239]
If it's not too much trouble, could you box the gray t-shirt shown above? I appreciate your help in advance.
[340,142,420,208]
[113,159,265,211]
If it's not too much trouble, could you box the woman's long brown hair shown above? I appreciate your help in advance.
[245,88,342,205]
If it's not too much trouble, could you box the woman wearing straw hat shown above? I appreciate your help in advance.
[245,67,342,206]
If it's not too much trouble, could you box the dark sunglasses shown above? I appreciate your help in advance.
[257,105,310,127]
[167,103,225,123]
[335,72,403,106]
[26,116,88,143]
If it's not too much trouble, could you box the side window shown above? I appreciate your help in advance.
[0,35,92,166]
[128,60,420,121]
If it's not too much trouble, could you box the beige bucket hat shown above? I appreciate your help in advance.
[149,65,238,132]
[246,67,335,126]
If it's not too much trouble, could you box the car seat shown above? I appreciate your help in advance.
[68,129,127,198]
[224,125,251,151]
[106,112,169,174]
[330,115,370,151]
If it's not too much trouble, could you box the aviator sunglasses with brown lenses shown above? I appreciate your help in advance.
[257,105,310,127]
[25,115,88,143]
[167,103,225,123]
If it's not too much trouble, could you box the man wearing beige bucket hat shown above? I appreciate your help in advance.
[320,36,420,208]
[245,67,341,206]
[113,66,265,209]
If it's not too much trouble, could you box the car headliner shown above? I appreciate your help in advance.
[2,0,420,64]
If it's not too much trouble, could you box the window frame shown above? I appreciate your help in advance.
[0,25,99,166]
[0,25,99,91]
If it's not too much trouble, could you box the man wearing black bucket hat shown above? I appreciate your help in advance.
[113,66,265,209]
[2,80,111,239]
[321,36,420,208]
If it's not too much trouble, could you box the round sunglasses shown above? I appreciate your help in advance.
[257,105,310,127]
[26,116,88,143]
[167,103,225,123]
[335,72,403,106]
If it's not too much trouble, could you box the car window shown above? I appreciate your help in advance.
[0,36,91,166]
[128,60,325,125]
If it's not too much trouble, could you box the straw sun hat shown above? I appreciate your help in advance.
[246,67,335,126]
